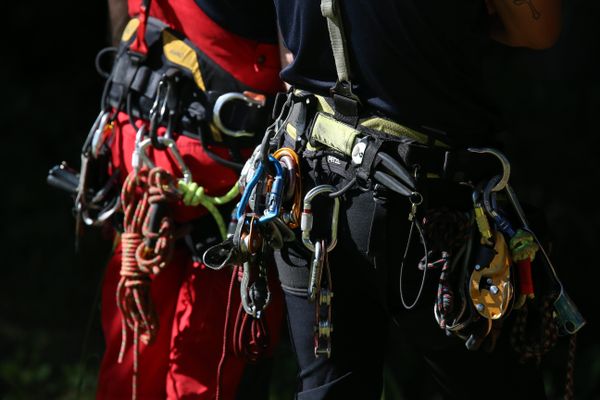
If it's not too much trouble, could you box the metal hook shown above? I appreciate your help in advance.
[467,147,511,192]
[137,136,192,184]
[213,92,265,138]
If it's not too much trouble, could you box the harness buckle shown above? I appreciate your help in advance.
[213,92,266,138]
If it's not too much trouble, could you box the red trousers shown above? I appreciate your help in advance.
[96,113,283,399]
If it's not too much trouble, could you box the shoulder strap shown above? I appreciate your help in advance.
[320,0,359,124]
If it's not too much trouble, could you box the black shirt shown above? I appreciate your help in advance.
[275,0,499,142]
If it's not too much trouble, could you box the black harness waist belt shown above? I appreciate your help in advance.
[274,92,503,187]
[102,16,274,148]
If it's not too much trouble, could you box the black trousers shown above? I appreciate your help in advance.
[274,160,547,400]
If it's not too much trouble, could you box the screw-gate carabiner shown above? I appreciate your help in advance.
[213,92,266,138]
[236,155,284,224]
[301,185,340,253]
[137,136,192,184]
[273,147,302,228]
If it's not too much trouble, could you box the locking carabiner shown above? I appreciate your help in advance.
[301,185,340,253]
[273,147,302,228]
[236,155,284,224]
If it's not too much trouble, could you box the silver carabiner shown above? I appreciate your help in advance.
[90,110,112,158]
[301,185,340,252]
[467,147,511,192]
[137,136,192,184]
[212,92,265,138]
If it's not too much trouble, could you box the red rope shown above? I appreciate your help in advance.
[117,167,177,400]
[215,266,238,400]
[215,265,271,400]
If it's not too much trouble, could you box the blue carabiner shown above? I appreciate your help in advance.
[236,162,264,220]
[235,155,284,224]
[483,177,516,238]
[260,157,284,224]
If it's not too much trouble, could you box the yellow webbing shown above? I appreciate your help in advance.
[162,31,206,92]
[121,18,140,42]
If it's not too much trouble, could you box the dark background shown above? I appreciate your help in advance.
[1,1,598,399]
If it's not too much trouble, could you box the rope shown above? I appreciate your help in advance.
[510,296,558,364]
[419,208,472,327]
[564,334,577,400]
[232,304,269,363]
[215,265,271,400]
[178,180,240,240]
[117,167,178,400]
[216,267,238,400]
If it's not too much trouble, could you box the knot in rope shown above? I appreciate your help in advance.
[509,229,539,262]
[178,180,241,240]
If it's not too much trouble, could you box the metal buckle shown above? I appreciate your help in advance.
[212,92,265,138]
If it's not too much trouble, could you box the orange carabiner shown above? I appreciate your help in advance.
[273,147,302,229]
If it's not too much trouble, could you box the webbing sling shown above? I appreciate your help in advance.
[320,0,352,87]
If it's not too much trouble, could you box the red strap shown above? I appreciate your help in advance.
[130,0,151,56]
[517,258,535,296]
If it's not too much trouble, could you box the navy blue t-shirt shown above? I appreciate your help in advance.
[275,0,499,142]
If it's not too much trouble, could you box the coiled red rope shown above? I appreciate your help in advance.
[117,167,178,400]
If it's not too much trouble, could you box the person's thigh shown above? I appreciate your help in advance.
[276,183,389,400]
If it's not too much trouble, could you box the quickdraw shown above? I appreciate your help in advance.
[300,185,339,357]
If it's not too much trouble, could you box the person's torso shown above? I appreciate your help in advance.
[275,0,499,143]
[128,0,282,93]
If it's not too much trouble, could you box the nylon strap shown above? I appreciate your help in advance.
[320,0,352,85]
[130,0,152,56]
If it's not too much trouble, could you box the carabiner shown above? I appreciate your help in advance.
[482,175,516,238]
[148,80,171,150]
[273,147,302,228]
[236,155,284,224]
[301,185,340,252]
[467,147,511,192]
[212,92,266,138]
[137,136,192,184]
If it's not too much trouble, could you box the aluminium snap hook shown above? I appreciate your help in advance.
[467,147,511,192]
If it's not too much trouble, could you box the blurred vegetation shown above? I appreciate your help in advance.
[1,1,600,399]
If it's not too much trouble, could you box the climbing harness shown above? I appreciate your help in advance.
[207,2,588,390]
[48,0,276,235]
[47,0,282,398]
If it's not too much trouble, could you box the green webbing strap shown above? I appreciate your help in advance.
[178,180,240,240]
[320,0,352,86]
